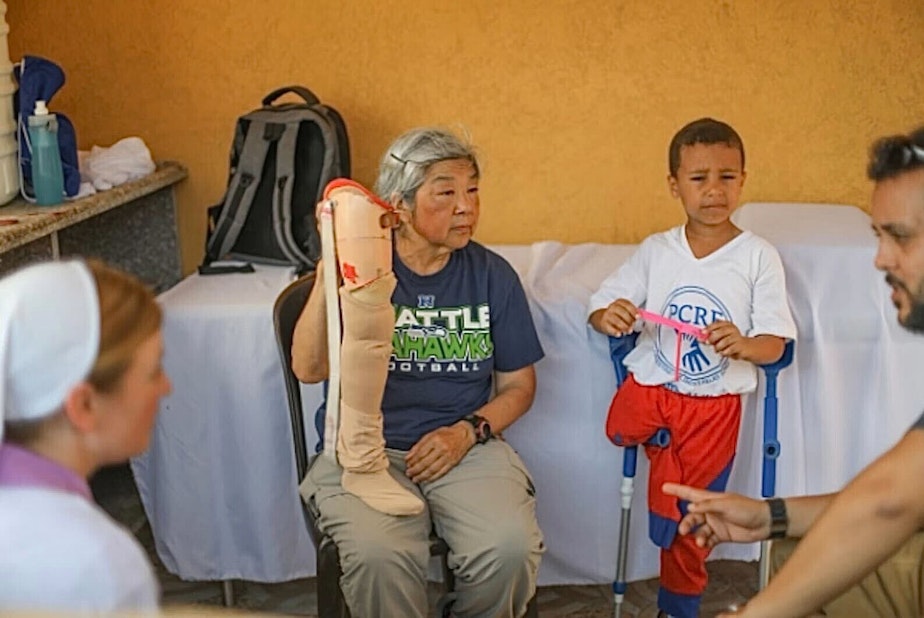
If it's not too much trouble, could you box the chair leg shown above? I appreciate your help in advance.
[317,538,350,618]
[221,580,235,607]
[437,551,457,618]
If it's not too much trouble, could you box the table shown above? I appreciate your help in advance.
[0,161,186,291]
[132,202,924,585]
[132,265,323,581]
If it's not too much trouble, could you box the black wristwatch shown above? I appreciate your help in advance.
[766,497,788,539]
[463,414,492,445]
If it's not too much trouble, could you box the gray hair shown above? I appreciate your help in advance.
[374,127,480,210]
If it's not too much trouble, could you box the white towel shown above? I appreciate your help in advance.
[77,136,156,193]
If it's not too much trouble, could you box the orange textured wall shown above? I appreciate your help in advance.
[6,1,924,272]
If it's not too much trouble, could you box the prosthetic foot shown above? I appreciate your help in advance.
[323,179,423,516]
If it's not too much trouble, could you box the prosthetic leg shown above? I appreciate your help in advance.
[318,179,423,516]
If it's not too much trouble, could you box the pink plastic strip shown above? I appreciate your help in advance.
[637,309,708,381]
[637,309,708,341]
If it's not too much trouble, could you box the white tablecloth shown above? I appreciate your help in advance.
[132,203,924,585]
[131,265,323,582]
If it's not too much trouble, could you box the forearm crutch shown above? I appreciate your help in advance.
[757,339,795,589]
[607,334,671,618]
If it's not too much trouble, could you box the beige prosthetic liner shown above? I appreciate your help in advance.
[325,179,424,516]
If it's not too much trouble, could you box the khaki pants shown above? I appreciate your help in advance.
[771,533,924,617]
[300,440,544,618]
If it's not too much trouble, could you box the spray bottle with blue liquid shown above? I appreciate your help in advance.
[27,99,64,206]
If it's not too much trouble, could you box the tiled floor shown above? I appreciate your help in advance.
[92,464,758,617]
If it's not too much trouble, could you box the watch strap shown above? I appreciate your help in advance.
[766,497,788,539]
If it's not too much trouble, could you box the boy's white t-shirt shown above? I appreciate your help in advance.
[588,225,797,396]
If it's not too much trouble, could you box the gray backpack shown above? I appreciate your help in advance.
[201,86,350,275]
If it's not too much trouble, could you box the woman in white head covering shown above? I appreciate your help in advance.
[0,259,170,611]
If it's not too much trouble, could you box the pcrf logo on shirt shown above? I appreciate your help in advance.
[654,286,731,385]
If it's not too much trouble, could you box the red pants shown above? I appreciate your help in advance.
[606,374,741,603]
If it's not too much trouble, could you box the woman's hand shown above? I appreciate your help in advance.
[662,483,772,548]
[405,422,475,483]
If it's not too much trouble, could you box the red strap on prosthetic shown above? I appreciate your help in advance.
[323,178,394,211]
[323,178,400,230]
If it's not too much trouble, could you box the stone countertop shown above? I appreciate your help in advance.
[0,161,188,253]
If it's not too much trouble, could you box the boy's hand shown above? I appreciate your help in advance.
[704,322,786,364]
[590,299,638,336]
[704,320,749,359]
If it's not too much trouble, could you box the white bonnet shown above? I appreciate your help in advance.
[0,260,100,441]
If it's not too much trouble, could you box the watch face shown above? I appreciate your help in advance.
[477,418,491,443]
[467,415,491,444]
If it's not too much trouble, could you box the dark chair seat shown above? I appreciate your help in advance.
[303,481,459,618]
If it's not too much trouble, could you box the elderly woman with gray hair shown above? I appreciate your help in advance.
[293,127,545,617]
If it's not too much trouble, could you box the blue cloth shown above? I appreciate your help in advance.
[314,241,545,451]
[14,56,80,198]
[659,588,701,618]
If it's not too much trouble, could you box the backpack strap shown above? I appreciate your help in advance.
[262,85,320,107]
[205,119,277,262]
[271,109,339,268]
[272,121,311,266]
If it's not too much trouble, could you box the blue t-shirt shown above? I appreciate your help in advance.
[314,241,544,452]
[385,241,544,449]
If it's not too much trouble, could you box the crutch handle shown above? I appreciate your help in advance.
[758,340,795,498]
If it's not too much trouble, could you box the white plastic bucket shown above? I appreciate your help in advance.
[0,2,19,205]
[0,136,17,205]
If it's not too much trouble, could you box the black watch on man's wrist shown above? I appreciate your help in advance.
[766,497,788,539]
[463,414,492,445]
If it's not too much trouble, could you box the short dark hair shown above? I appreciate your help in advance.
[668,117,745,177]
[867,126,924,181]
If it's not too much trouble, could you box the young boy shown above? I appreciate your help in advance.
[587,118,797,618]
